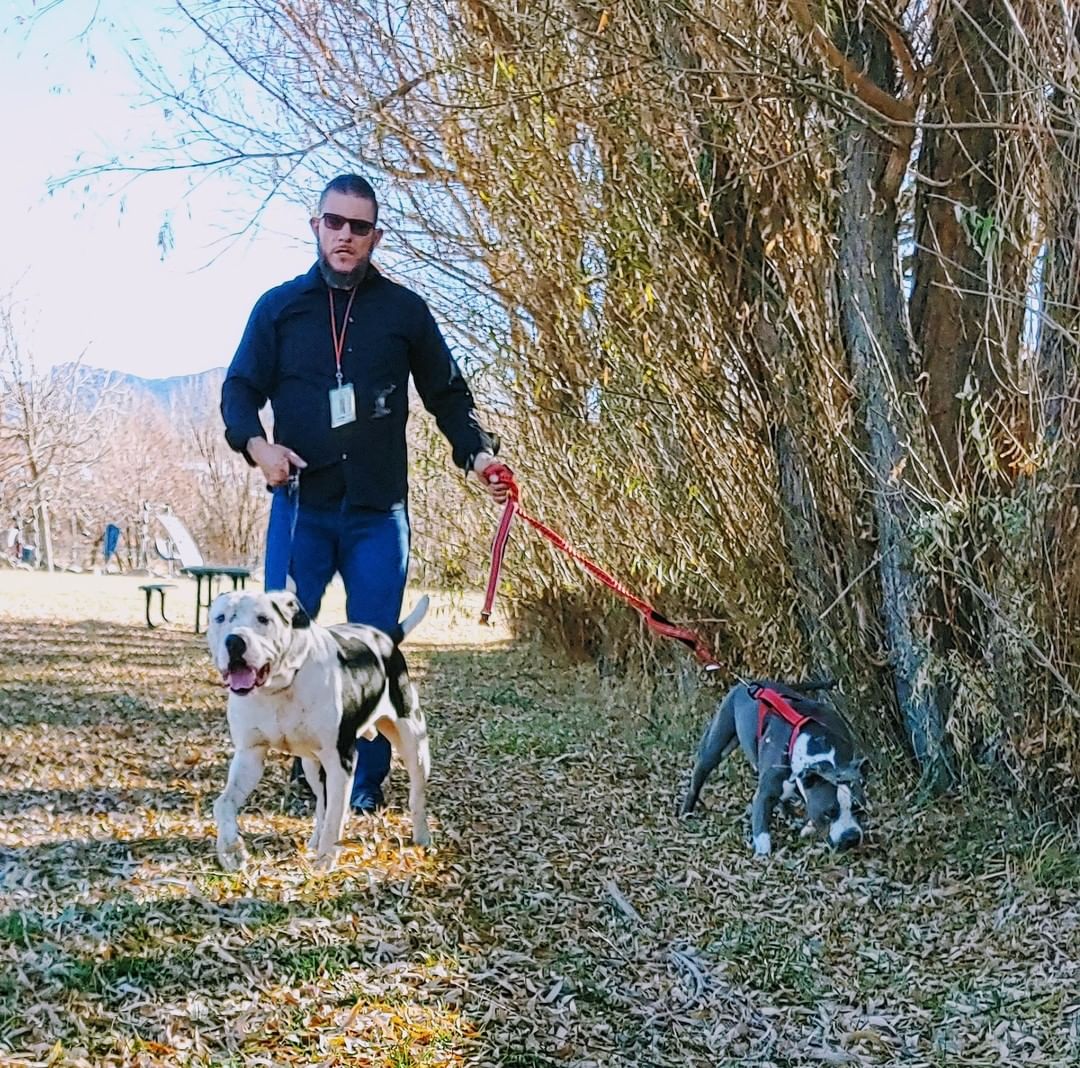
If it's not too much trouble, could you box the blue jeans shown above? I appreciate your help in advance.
[265,489,410,806]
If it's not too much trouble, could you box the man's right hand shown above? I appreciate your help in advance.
[247,437,308,486]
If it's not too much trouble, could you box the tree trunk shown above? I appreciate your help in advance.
[835,32,954,788]
[910,0,1011,481]
[37,496,54,573]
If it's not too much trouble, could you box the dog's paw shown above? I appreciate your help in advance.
[306,828,321,852]
[312,850,340,873]
[217,840,248,872]
[677,798,701,819]
[752,832,772,857]
[799,821,816,839]
[412,823,432,847]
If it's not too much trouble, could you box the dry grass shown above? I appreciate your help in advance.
[1,573,1078,1066]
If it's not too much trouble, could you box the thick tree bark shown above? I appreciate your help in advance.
[835,33,954,788]
[910,0,1011,481]
[1038,32,1080,619]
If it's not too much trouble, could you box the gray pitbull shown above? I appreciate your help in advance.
[206,589,431,872]
[681,680,867,855]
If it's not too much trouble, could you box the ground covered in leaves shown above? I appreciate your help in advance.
[1,576,1078,1066]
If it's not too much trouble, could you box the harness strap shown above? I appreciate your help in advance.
[753,686,814,758]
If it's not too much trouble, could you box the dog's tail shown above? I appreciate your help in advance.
[390,595,430,645]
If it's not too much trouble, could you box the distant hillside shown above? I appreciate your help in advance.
[118,367,226,408]
[53,364,226,412]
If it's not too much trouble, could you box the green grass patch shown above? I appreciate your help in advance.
[710,917,822,1004]
[273,941,366,983]
[0,910,44,945]
[889,802,1080,888]
[481,706,593,758]
[58,945,199,996]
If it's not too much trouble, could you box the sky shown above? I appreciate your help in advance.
[0,1,313,379]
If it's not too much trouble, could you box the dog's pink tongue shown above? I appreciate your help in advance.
[228,666,258,692]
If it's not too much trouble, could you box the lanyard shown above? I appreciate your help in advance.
[328,286,359,386]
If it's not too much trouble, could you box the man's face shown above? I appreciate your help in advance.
[310,190,382,282]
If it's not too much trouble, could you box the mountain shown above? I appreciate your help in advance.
[52,364,226,411]
[111,367,226,407]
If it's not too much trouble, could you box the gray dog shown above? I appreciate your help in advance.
[681,680,867,855]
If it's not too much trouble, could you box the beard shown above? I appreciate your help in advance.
[316,244,371,290]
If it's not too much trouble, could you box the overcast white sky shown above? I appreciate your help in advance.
[1,2,313,378]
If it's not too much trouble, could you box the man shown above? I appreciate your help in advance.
[221,174,507,813]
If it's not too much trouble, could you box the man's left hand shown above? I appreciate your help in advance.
[473,452,512,504]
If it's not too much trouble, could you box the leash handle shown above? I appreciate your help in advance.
[286,466,301,544]
[479,461,518,500]
[479,462,518,623]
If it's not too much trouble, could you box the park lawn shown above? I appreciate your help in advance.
[0,572,1078,1066]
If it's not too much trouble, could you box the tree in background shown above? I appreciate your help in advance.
[0,299,123,572]
[0,298,268,572]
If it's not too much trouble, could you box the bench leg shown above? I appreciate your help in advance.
[194,575,215,634]
[194,575,205,634]
[144,588,170,629]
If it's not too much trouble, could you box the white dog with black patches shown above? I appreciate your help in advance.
[206,589,431,872]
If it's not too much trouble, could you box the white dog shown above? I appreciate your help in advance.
[206,589,431,872]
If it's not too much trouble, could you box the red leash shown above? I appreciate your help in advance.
[479,463,722,672]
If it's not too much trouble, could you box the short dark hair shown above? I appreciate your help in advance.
[318,174,379,222]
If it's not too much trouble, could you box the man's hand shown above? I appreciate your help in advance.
[472,452,512,504]
[247,437,308,486]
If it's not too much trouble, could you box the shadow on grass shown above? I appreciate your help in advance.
[0,786,207,816]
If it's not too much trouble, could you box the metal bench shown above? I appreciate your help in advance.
[138,582,177,628]
[185,564,251,633]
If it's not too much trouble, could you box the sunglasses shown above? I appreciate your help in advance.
[319,212,378,237]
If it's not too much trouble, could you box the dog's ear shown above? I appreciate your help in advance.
[816,759,866,788]
[269,592,310,629]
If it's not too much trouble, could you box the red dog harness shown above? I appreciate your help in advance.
[751,685,814,758]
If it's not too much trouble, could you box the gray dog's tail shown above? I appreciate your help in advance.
[389,595,430,645]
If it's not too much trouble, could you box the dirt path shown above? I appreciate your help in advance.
[0,576,1077,1066]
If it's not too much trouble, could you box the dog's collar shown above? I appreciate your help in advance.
[751,685,814,758]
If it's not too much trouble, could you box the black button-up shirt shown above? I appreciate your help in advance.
[222,264,496,510]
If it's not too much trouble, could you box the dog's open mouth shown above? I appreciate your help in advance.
[222,662,271,694]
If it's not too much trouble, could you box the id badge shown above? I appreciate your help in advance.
[328,383,357,428]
